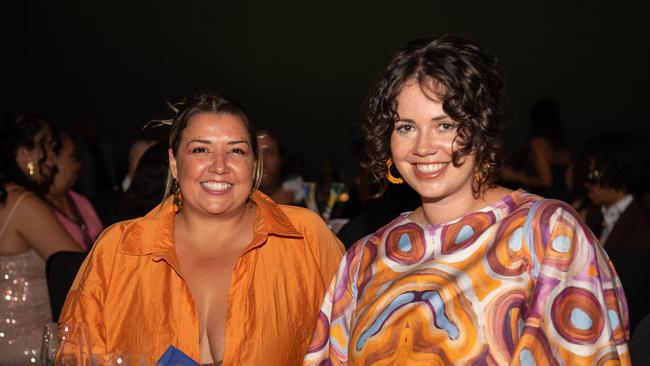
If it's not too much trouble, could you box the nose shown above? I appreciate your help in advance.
[413,130,439,157]
[209,152,229,174]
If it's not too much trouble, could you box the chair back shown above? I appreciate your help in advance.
[46,251,87,321]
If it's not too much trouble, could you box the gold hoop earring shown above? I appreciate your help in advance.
[172,179,183,213]
[26,161,35,177]
[386,159,404,184]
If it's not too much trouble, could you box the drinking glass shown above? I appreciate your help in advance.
[40,323,59,366]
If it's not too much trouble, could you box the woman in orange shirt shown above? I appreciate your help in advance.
[60,92,344,365]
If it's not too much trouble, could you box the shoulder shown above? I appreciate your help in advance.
[347,212,413,254]
[90,218,140,254]
[278,204,330,232]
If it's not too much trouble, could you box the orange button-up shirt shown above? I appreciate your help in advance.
[59,192,344,365]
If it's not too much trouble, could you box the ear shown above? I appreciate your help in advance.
[168,148,178,180]
[15,145,32,167]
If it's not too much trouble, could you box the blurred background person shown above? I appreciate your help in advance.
[120,137,158,192]
[0,112,82,365]
[59,92,343,365]
[47,127,103,250]
[575,132,650,333]
[110,142,169,223]
[73,119,120,223]
[577,132,650,249]
[256,130,295,204]
[501,98,572,202]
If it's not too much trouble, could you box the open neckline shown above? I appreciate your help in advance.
[401,189,525,229]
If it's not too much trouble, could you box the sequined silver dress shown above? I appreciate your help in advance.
[0,249,52,365]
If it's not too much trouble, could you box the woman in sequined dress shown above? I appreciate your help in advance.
[304,36,631,365]
[0,112,81,365]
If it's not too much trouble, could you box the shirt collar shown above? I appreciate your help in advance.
[601,194,634,227]
[118,190,302,257]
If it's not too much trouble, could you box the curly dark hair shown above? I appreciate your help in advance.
[161,90,262,204]
[0,112,51,205]
[361,35,505,199]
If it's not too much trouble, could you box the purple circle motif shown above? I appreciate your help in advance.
[551,287,604,345]
[385,223,426,265]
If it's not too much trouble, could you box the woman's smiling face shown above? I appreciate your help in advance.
[390,80,475,203]
[169,112,255,217]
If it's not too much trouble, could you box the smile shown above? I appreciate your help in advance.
[415,163,447,173]
[413,162,449,178]
[201,181,233,193]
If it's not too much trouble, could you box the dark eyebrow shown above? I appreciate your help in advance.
[228,140,250,146]
[396,115,450,123]
[185,139,211,147]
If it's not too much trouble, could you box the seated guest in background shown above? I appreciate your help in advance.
[121,137,159,192]
[0,112,82,365]
[48,128,103,250]
[580,132,650,249]
[256,130,295,204]
[60,92,344,365]
[579,132,650,333]
[109,142,169,223]
[304,35,630,365]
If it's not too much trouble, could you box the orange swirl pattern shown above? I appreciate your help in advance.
[304,190,631,366]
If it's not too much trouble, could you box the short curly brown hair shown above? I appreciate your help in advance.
[360,35,505,199]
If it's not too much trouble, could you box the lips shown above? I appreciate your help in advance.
[200,181,233,193]
[412,162,449,179]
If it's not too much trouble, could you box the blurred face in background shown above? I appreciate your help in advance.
[50,134,81,195]
[258,133,282,188]
[15,124,57,185]
[169,112,256,217]
[584,159,625,207]
[390,80,475,203]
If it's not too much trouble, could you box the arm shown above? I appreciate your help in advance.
[513,202,630,365]
[15,193,83,259]
[58,224,123,356]
[303,211,346,286]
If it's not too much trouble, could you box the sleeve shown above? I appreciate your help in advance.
[304,237,368,366]
[512,202,631,365]
[58,224,123,357]
[302,211,346,287]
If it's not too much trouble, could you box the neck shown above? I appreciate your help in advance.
[174,203,256,251]
[603,191,630,209]
[417,186,509,225]
[47,190,68,212]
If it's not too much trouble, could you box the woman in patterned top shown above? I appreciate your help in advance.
[303,35,630,365]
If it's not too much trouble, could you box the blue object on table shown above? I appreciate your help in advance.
[157,345,200,366]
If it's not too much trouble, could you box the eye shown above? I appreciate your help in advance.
[439,121,458,132]
[191,146,208,153]
[231,147,246,155]
[395,123,415,134]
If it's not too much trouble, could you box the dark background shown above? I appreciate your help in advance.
[2,0,647,178]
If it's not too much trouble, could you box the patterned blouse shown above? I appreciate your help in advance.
[304,190,630,365]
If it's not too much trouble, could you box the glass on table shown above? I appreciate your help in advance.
[40,322,92,365]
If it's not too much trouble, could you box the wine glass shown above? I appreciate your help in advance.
[56,322,92,365]
[40,322,59,366]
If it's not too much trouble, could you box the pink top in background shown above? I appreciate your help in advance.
[54,190,104,251]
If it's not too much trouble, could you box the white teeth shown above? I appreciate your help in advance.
[201,182,232,191]
[416,163,446,174]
